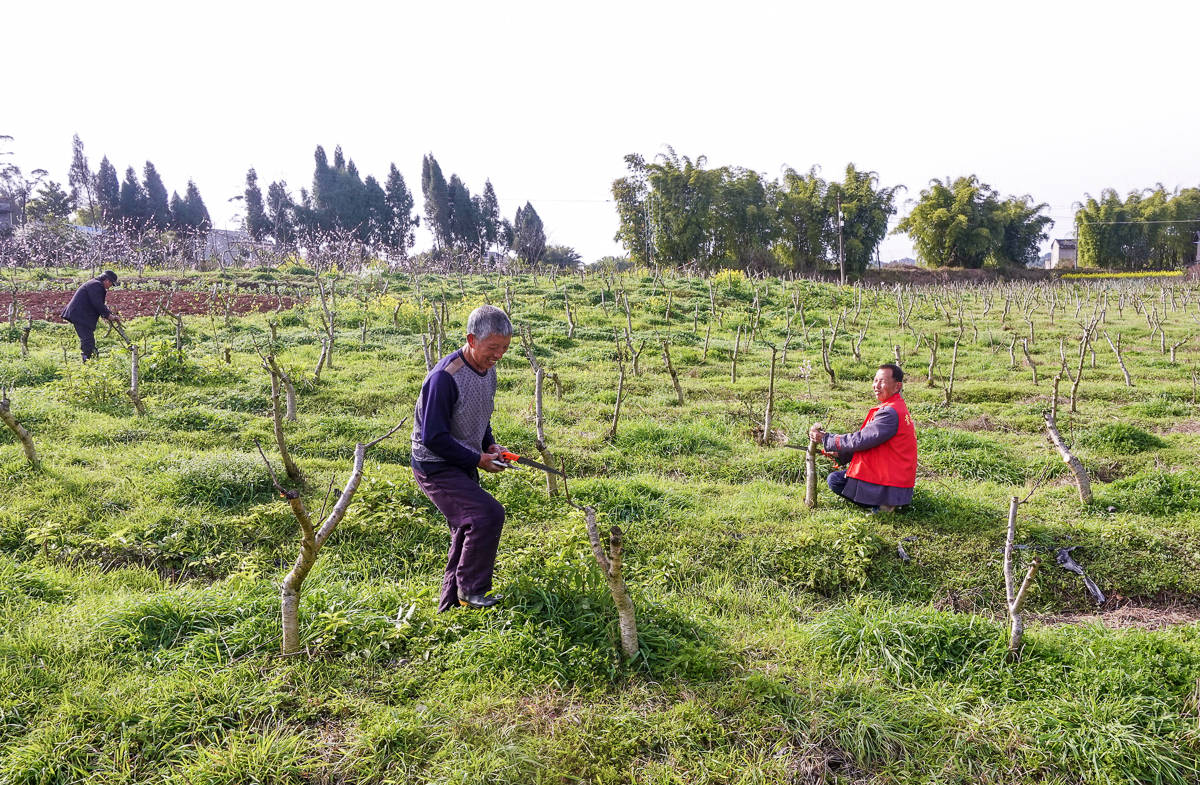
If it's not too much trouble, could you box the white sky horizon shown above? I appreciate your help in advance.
[6,1,1199,265]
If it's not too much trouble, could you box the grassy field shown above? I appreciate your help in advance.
[1,266,1199,784]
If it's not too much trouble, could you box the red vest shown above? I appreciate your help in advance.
[845,393,917,488]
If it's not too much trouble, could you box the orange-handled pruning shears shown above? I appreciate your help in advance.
[497,450,566,477]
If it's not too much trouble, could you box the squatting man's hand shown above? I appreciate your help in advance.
[808,424,826,444]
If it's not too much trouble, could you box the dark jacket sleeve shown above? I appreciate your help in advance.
[822,407,899,463]
[89,282,112,319]
[418,371,481,470]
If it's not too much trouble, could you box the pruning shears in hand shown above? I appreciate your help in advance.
[495,450,566,478]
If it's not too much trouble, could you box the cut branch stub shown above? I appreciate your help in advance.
[259,420,406,657]
[0,388,38,466]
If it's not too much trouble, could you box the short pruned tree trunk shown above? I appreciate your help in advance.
[258,420,406,657]
[1005,494,1042,662]
[0,388,38,467]
[804,424,822,509]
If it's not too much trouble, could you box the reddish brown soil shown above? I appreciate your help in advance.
[2,290,299,322]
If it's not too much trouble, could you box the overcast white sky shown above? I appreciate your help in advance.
[5,0,1199,263]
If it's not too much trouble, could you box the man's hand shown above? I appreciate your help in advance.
[478,451,506,473]
[808,425,826,444]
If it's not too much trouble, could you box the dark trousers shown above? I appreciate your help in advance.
[70,321,97,361]
[413,466,505,612]
[827,470,871,509]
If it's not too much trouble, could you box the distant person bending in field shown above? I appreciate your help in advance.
[60,270,121,362]
[410,305,513,611]
[809,363,917,513]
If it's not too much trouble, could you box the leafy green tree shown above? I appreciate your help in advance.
[67,135,96,225]
[26,181,74,223]
[772,166,831,272]
[361,175,388,248]
[447,174,479,254]
[169,191,187,231]
[710,166,775,269]
[1077,186,1200,269]
[611,154,651,265]
[1164,188,1200,266]
[341,157,369,239]
[993,195,1052,267]
[512,201,546,264]
[244,168,271,241]
[383,164,417,260]
[267,181,296,247]
[644,148,721,266]
[143,162,171,231]
[895,176,1005,268]
[477,180,501,253]
[1077,189,1148,269]
[119,166,149,230]
[183,180,211,232]
[421,154,452,251]
[828,164,903,275]
[0,136,47,227]
[311,145,335,232]
[94,156,121,227]
[543,244,582,269]
[293,188,320,247]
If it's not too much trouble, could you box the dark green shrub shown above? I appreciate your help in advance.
[142,341,200,383]
[765,517,887,594]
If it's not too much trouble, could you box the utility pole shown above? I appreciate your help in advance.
[837,194,845,285]
[1073,213,1080,270]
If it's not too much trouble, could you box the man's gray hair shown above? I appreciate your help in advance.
[466,305,513,340]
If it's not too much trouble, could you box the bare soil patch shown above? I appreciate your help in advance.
[1034,604,1200,630]
[2,290,299,321]
[1165,420,1200,434]
[944,414,1007,432]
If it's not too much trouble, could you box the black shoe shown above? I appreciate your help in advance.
[458,591,501,609]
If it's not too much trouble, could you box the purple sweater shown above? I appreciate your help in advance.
[410,350,496,473]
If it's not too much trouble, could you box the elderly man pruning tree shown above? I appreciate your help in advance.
[61,270,122,361]
[809,363,917,513]
[411,305,514,611]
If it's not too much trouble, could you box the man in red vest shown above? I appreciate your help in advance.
[809,363,917,513]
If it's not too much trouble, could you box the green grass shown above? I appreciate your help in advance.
[0,268,1198,782]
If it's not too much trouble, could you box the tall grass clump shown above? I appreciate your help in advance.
[1078,422,1165,454]
[161,452,278,507]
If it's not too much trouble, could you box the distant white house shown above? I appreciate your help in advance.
[1048,238,1077,269]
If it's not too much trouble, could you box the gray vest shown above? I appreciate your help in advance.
[410,353,496,464]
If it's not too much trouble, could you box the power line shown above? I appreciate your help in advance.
[1081,218,1200,225]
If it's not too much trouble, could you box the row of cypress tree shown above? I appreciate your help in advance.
[241,146,547,263]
